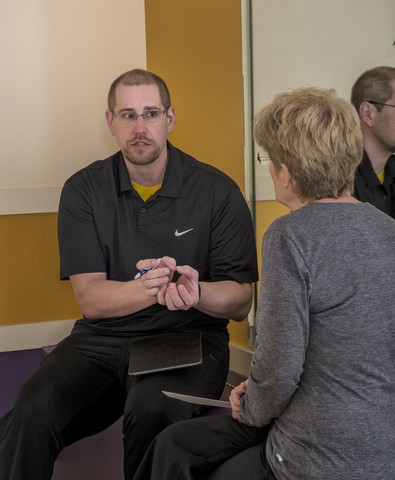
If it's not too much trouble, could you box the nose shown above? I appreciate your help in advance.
[133,115,147,132]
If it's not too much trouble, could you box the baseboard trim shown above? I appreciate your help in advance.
[229,344,253,376]
[0,319,75,352]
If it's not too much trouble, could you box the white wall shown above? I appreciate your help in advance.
[0,0,146,214]
[249,0,395,200]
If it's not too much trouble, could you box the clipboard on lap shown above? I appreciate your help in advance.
[128,331,202,376]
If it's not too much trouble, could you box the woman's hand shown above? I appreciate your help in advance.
[229,379,248,422]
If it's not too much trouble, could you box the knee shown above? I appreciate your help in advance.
[123,389,198,442]
[153,420,189,446]
[123,405,171,436]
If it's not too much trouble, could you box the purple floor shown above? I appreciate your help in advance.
[0,348,124,480]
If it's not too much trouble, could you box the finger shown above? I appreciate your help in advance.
[177,284,198,306]
[145,287,160,297]
[160,256,177,271]
[231,411,242,422]
[175,264,198,281]
[143,266,170,282]
[142,273,170,296]
[164,294,178,311]
[165,284,185,310]
[135,258,159,271]
[157,285,168,305]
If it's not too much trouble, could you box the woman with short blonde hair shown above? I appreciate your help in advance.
[254,87,363,202]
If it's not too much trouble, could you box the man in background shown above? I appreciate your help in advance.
[351,65,395,218]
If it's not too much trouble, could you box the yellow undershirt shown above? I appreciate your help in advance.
[131,181,162,201]
[377,170,385,184]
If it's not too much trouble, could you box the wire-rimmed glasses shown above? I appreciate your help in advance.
[112,109,168,125]
[367,100,395,109]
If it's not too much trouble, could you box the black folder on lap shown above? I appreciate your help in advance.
[128,331,202,376]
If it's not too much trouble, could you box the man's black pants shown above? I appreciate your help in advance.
[0,323,229,480]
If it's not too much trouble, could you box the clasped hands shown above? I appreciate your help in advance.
[135,256,200,311]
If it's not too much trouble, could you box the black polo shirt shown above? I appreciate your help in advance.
[58,142,258,335]
[353,151,395,218]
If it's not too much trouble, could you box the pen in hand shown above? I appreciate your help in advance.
[134,258,162,279]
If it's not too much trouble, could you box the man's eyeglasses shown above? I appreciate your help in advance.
[367,100,395,109]
[257,152,270,166]
[112,109,168,125]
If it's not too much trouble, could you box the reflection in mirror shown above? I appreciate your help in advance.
[242,0,394,346]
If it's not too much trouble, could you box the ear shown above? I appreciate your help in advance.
[166,106,176,134]
[279,163,293,188]
[359,101,374,128]
[105,110,116,136]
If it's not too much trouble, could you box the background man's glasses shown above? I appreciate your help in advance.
[367,100,395,109]
[113,109,168,125]
[257,152,270,166]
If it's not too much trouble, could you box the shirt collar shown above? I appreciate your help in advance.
[385,153,395,179]
[359,151,395,187]
[115,141,183,198]
[358,151,380,188]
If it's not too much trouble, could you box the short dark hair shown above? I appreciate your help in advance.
[107,69,171,111]
[351,66,395,112]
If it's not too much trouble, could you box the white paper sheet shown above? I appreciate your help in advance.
[162,390,231,409]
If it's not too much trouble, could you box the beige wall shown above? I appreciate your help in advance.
[0,0,146,335]
[251,0,395,202]
[0,0,146,215]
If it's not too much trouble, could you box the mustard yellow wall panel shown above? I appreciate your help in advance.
[0,214,80,326]
[255,200,289,266]
[145,0,248,346]
[145,0,289,347]
[145,0,245,191]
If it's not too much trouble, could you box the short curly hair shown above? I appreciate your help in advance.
[253,87,363,202]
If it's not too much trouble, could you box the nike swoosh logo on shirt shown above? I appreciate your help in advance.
[175,228,194,237]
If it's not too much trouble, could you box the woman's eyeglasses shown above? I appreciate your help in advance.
[257,152,270,166]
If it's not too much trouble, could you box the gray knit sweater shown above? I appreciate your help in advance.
[241,202,395,480]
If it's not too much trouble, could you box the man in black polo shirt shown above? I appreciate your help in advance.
[351,66,395,218]
[0,69,258,479]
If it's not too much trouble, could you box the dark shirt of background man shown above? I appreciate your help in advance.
[353,151,395,219]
